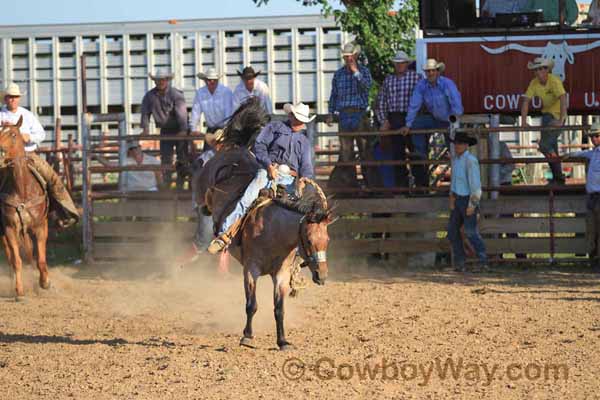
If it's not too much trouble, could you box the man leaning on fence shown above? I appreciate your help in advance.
[400,58,464,188]
[447,131,488,273]
[326,42,373,187]
[377,50,421,188]
[0,83,79,228]
[140,69,189,190]
[564,123,600,271]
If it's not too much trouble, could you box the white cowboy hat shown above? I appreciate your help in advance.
[422,58,445,72]
[392,50,412,63]
[588,122,600,136]
[126,140,141,151]
[1,83,24,97]
[197,67,221,81]
[527,57,555,71]
[148,68,174,80]
[283,102,316,123]
[341,42,361,56]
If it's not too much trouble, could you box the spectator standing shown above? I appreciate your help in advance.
[190,67,234,141]
[232,66,273,115]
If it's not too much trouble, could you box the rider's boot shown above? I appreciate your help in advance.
[28,153,80,228]
[208,232,232,254]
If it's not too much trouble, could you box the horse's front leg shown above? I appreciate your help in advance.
[240,267,258,348]
[272,268,292,351]
[4,229,24,299]
[34,224,50,289]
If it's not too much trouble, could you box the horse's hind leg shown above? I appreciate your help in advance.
[4,229,24,298]
[240,268,258,348]
[34,224,50,289]
[272,269,292,351]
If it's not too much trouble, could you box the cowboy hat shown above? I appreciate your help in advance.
[204,129,224,148]
[197,67,221,81]
[283,102,316,123]
[392,50,412,63]
[148,68,174,80]
[126,140,140,151]
[422,58,445,72]
[527,57,555,71]
[1,83,24,97]
[341,42,361,56]
[450,131,478,146]
[237,66,261,80]
[588,122,600,136]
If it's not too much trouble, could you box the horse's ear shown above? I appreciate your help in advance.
[16,116,23,128]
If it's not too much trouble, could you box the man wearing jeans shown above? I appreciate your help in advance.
[400,58,463,188]
[326,42,373,187]
[447,132,487,272]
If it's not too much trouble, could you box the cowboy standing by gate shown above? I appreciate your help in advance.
[207,102,315,254]
[564,123,600,271]
[140,69,189,190]
[232,66,273,115]
[520,57,568,185]
[0,83,79,227]
[190,67,234,140]
[447,131,487,272]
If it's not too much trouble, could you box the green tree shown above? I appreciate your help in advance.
[253,0,420,86]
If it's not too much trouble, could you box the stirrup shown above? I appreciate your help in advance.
[207,237,229,254]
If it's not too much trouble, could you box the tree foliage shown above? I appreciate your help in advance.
[253,0,420,86]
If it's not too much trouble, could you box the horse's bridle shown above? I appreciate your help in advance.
[298,215,327,267]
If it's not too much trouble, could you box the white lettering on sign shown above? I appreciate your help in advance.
[584,92,600,108]
[482,94,523,110]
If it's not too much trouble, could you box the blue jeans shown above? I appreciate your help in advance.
[447,195,487,267]
[540,113,564,182]
[410,115,449,187]
[219,169,294,235]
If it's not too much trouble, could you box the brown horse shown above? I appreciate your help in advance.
[194,155,333,350]
[0,117,50,300]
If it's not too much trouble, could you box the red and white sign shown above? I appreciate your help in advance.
[417,33,600,114]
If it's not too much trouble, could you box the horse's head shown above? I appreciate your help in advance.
[0,116,26,167]
[298,199,336,286]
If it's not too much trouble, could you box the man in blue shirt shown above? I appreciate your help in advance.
[400,58,463,188]
[565,124,600,270]
[207,102,315,254]
[447,131,487,272]
[327,42,373,187]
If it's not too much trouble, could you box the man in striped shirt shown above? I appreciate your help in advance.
[377,51,421,188]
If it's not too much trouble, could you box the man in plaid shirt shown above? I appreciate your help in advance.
[377,50,421,187]
[327,42,373,187]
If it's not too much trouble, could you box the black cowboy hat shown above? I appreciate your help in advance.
[450,131,478,146]
[237,66,261,80]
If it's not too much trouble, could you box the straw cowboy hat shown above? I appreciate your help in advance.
[148,68,174,80]
[588,122,600,136]
[527,57,555,71]
[450,131,478,146]
[283,102,316,123]
[422,58,445,72]
[197,67,222,81]
[237,66,261,80]
[0,83,24,98]
[392,50,413,63]
[341,42,361,56]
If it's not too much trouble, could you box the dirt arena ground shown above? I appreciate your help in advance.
[0,258,599,399]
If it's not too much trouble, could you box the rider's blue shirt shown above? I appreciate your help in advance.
[253,120,314,178]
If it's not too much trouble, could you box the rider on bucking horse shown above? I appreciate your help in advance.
[0,83,79,228]
[207,102,315,254]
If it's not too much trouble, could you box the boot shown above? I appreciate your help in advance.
[207,233,232,254]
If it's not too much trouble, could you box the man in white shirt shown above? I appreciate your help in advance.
[232,66,273,114]
[121,141,162,192]
[190,67,234,149]
[0,83,79,227]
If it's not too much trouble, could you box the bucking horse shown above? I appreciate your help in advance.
[192,98,334,350]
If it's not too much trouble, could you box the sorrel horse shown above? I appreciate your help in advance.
[0,117,50,300]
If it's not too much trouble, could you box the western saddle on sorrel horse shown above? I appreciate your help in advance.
[0,117,52,300]
[192,98,334,350]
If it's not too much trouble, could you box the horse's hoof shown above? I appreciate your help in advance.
[278,342,295,351]
[15,295,27,303]
[239,337,256,348]
[40,280,51,290]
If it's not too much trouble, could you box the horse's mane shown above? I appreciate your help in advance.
[272,180,331,223]
[219,97,269,149]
